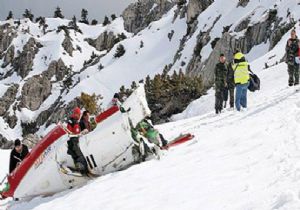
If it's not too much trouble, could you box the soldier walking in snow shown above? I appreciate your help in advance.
[223,60,235,109]
[285,29,300,86]
[214,54,228,114]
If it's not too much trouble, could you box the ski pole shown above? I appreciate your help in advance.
[0,175,8,185]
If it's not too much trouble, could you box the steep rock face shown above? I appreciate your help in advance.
[0,134,13,149]
[122,0,174,34]
[86,31,117,52]
[2,45,15,68]
[187,9,291,86]
[20,75,52,111]
[43,59,69,81]
[62,35,74,56]
[0,23,16,58]
[22,97,82,136]
[0,84,19,116]
[187,0,214,23]
[12,38,42,78]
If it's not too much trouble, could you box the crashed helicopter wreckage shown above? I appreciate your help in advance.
[0,85,194,200]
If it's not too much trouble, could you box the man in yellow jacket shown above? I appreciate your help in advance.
[232,52,250,111]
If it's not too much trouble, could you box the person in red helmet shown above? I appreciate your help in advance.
[66,107,88,175]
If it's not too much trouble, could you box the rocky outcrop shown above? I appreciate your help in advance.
[22,134,40,149]
[234,17,251,32]
[187,0,214,23]
[1,45,15,68]
[0,23,16,58]
[13,38,42,78]
[237,0,250,7]
[62,36,74,56]
[86,31,117,51]
[0,84,19,116]
[20,75,52,111]
[43,59,69,81]
[0,134,13,149]
[4,114,18,129]
[22,97,82,136]
[187,8,289,86]
[46,98,82,126]
[122,0,174,34]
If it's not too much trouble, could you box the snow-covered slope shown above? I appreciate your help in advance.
[0,0,299,141]
[2,16,300,209]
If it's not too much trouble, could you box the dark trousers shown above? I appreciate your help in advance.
[67,137,88,174]
[223,87,234,108]
[215,90,224,114]
[288,64,300,85]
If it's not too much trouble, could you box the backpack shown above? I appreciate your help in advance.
[248,73,260,92]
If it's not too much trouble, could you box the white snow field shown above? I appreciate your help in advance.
[2,27,300,209]
[1,0,300,209]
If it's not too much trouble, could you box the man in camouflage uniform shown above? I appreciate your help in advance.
[285,29,300,86]
[223,62,235,109]
[215,54,228,114]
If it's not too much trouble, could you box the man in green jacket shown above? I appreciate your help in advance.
[285,29,300,86]
[214,54,228,114]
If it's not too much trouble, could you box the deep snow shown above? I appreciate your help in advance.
[2,26,300,209]
[1,0,300,209]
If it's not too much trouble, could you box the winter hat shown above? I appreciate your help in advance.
[234,52,245,60]
[72,107,81,119]
[113,93,120,99]
[15,139,21,147]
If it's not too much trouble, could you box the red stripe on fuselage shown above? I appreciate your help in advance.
[1,125,66,198]
[2,106,120,199]
[95,106,119,123]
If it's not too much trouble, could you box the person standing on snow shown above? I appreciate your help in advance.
[223,58,235,109]
[214,54,228,114]
[67,107,88,175]
[232,52,250,111]
[9,139,29,173]
[285,29,300,86]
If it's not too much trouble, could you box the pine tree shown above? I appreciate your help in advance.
[23,9,34,21]
[145,75,151,89]
[54,7,64,18]
[91,19,98,25]
[80,92,100,114]
[102,16,110,26]
[131,81,137,89]
[69,15,80,32]
[161,65,169,79]
[80,8,89,24]
[111,14,117,21]
[177,0,187,7]
[114,44,126,58]
[6,11,13,20]
[152,74,163,99]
